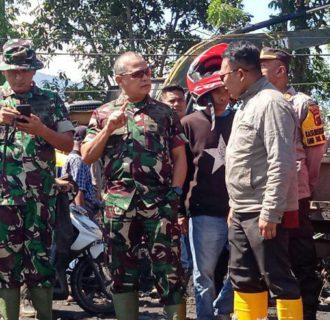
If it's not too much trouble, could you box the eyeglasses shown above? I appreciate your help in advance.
[119,67,152,79]
[219,69,239,81]
[219,67,255,81]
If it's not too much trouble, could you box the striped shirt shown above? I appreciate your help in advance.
[62,150,97,205]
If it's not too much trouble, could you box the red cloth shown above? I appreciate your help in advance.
[282,210,299,228]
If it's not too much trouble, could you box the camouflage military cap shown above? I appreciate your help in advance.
[0,39,44,71]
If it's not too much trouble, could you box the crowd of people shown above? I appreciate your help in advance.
[0,38,326,320]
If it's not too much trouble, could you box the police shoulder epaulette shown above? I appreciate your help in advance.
[283,92,293,101]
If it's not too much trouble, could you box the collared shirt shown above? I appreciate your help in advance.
[62,150,97,205]
[225,77,298,223]
[85,95,187,210]
[285,86,325,199]
[0,81,74,205]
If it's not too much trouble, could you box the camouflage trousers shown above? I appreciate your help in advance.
[0,195,56,288]
[104,198,186,305]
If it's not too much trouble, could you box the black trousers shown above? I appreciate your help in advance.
[288,198,322,319]
[229,211,300,299]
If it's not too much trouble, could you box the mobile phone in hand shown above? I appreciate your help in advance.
[16,104,31,123]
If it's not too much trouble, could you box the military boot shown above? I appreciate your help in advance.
[112,291,139,320]
[0,287,20,320]
[29,287,53,320]
[164,303,186,320]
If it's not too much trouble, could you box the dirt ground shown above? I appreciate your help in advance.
[50,295,330,320]
[46,279,330,320]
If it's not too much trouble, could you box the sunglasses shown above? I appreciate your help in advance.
[120,67,152,79]
[219,69,239,81]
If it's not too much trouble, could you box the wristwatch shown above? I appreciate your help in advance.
[172,186,183,196]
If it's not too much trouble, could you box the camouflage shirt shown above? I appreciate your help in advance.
[0,81,74,205]
[85,95,187,210]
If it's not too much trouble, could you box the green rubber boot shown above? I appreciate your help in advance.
[29,287,53,320]
[112,291,139,320]
[164,303,186,320]
[0,288,20,320]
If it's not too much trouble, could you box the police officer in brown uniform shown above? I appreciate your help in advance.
[260,47,325,320]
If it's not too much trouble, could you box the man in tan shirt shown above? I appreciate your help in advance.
[220,41,302,320]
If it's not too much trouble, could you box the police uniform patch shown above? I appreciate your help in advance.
[301,101,326,147]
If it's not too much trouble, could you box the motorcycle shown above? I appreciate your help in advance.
[53,203,114,315]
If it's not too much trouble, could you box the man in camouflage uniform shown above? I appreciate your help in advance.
[82,51,187,320]
[0,39,74,320]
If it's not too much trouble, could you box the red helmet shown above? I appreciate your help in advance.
[187,43,228,106]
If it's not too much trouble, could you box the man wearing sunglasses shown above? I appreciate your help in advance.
[220,41,303,319]
[82,51,187,320]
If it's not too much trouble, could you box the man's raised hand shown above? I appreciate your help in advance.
[105,101,128,134]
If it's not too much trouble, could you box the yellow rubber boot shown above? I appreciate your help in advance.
[276,298,303,320]
[233,291,268,320]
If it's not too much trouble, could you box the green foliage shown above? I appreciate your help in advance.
[0,0,30,42]
[268,0,330,108]
[269,0,329,30]
[27,0,212,93]
[0,0,31,84]
[40,71,105,101]
[42,79,104,102]
[207,0,251,33]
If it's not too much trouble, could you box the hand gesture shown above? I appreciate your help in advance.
[0,107,19,125]
[106,101,128,134]
[258,217,277,240]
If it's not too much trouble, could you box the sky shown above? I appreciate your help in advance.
[244,0,274,27]
[24,0,275,82]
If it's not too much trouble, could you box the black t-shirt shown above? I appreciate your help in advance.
[181,109,235,217]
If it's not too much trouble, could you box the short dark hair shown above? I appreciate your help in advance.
[161,84,185,98]
[222,41,261,72]
[73,125,87,142]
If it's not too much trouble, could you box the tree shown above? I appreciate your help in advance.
[25,0,213,99]
[0,0,31,42]
[0,0,30,83]
[268,0,330,104]
[207,0,251,33]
